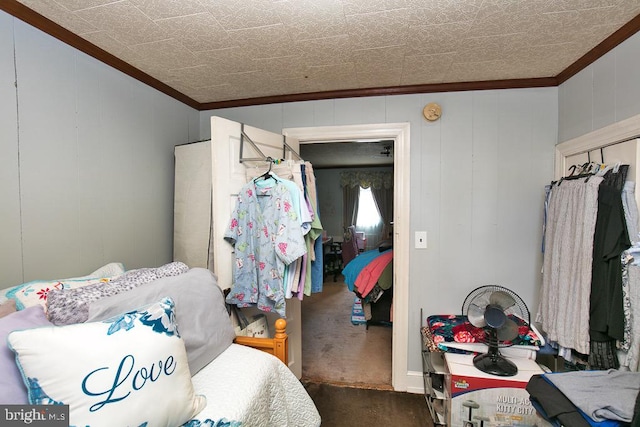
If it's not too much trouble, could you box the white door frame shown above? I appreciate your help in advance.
[555,113,640,178]
[283,122,411,392]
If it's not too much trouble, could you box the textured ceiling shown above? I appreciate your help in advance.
[8,0,640,109]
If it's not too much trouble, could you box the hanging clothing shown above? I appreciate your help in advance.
[539,176,603,355]
[224,179,307,317]
[590,183,630,344]
[305,162,325,294]
[244,160,324,299]
[620,252,633,353]
[619,261,640,371]
[620,179,640,367]
[622,181,640,244]
[292,163,323,297]
[588,171,631,369]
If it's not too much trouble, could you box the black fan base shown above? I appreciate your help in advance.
[473,352,518,377]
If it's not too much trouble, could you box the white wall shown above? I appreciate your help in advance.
[0,10,200,288]
[559,31,640,143]
[0,13,21,289]
[201,87,558,373]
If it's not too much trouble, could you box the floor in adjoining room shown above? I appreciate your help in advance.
[301,277,392,389]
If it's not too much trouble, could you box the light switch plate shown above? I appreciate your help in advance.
[415,231,427,249]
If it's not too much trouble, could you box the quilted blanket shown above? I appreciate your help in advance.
[424,314,545,360]
[185,344,321,427]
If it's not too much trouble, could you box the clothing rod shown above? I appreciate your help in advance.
[569,136,639,157]
[239,123,304,163]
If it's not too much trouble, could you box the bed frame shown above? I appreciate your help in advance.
[234,318,288,365]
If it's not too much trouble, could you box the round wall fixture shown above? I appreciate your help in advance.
[423,102,442,121]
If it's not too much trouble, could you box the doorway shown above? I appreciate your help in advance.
[299,142,394,388]
[283,123,410,392]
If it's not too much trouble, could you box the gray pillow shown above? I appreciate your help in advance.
[87,267,235,375]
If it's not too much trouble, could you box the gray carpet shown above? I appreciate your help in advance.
[304,381,433,427]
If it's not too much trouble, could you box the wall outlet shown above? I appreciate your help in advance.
[415,231,427,249]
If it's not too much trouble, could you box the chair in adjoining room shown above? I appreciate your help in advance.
[355,231,366,252]
[323,239,343,282]
[341,225,359,267]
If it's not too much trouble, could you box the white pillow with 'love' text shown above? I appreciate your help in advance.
[8,297,206,427]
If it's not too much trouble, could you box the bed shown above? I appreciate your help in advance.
[189,343,313,426]
[341,246,393,326]
[0,262,321,427]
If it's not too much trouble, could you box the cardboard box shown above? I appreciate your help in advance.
[445,353,551,427]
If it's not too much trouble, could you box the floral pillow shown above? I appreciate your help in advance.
[8,297,206,427]
[0,262,125,310]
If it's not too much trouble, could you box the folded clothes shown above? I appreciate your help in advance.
[527,375,592,427]
[544,370,640,423]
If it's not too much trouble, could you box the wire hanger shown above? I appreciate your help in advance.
[557,156,598,186]
[254,157,274,182]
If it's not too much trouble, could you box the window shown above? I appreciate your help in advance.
[356,187,382,228]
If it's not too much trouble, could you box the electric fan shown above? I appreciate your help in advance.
[461,285,531,377]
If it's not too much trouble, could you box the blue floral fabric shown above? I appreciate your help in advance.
[427,314,542,353]
[106,297,178,337]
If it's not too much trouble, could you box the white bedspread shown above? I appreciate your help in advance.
[184,344,321,427]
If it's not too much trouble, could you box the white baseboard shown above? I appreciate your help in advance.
[404,370,424,394]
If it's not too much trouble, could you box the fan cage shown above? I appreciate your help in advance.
[461,285,531,348]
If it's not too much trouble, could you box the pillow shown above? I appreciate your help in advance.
[8,298,206,427]
[0,300,16,318]
[70,262,126,280]
[88,268,236,375]
[47,261,189,325]
[0,305,53,404]
[0,262,125,310]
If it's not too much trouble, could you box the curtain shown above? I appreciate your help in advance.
[342,185,359,236]
[341,171,393,247]
[371,186,393,242]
